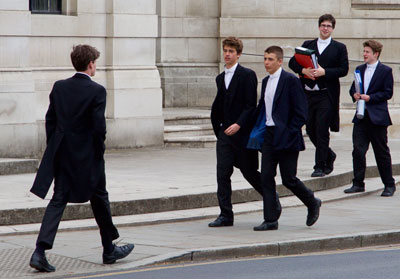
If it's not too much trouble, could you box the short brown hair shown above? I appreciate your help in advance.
[70,45,100,72]
[265,46,283,60]
[319,14,336,29]
[222,36,243,54]
[363,40,383,58]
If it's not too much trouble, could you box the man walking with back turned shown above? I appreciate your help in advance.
[29,45,134,272]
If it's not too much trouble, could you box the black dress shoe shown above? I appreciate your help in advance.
[253,221,278,231]
[311,168,325,177]
[29,251,56,272]
[324,152,336,175]
[306,198,321,227]
[208,216,233,227]
[381,186,396,197]
[344,185,365,194]
[103,243,135,264]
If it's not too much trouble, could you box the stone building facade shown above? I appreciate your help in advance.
[0,0,399,157]
[160,0,400,136]
[0,0,163,157]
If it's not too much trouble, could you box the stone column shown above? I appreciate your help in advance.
[0,1,37,157]
[105,0,163,148]
[157,0,220,108]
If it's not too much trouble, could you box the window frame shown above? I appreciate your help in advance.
[29,0,62,15]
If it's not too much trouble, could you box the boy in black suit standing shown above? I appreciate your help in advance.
[209,37,263,227]
[29,45,134,272]
[289,14,349,178]
[344,40,396,197]
[253,46,321,231]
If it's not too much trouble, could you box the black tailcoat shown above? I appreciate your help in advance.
[31,73,106,203]
[211,64,258,147]
[289,38,349,131]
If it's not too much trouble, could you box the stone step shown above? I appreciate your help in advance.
[163,108,214,146]
[163,108,211,126]
[0,159,38,175]
[2,165,395,227]
[164,124,214,138]
[164,135,217,148]
[164,116,211,126]
[0,177,393,236]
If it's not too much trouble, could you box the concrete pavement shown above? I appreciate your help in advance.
[1,137,400,226]
[1,137,400,278]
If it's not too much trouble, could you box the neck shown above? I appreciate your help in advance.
[78,71,92,77]
[268,67,281,75]
[226,62,237,69]
[367,60,378,65]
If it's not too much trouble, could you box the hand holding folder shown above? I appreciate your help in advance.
[294,47,318,79]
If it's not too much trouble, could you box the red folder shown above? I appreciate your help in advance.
[294,47,318,79]
[294,53,315,69]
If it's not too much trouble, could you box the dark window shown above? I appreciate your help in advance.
[30,0,62,14]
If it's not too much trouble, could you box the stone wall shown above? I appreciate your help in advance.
[222,0,400,136]
[159,0,400,136]
[157,0,220,108]
[1,0,400,157]
[0,0,163,157]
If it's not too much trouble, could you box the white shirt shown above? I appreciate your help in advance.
[224,63,238,90]
[364,60,379,94]
[76,72,92,79]
[264,67,282,126]
[317,37,331,54]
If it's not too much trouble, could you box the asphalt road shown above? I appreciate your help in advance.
[64,246,400,279]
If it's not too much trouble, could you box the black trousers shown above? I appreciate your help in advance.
[306,91,335,170]
[216,130,262,220]
[352,112,394,188]
[36,172,119,251]
[261,127,317,222]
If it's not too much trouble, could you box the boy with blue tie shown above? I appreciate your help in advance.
[252,46,321,231]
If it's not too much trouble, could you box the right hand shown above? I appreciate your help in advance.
[353,93,361,100]
[302,67,316,80]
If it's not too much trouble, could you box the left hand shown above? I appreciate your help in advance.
[359,94,370,102]
[312,65,325,78]
[224,123,241,136]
